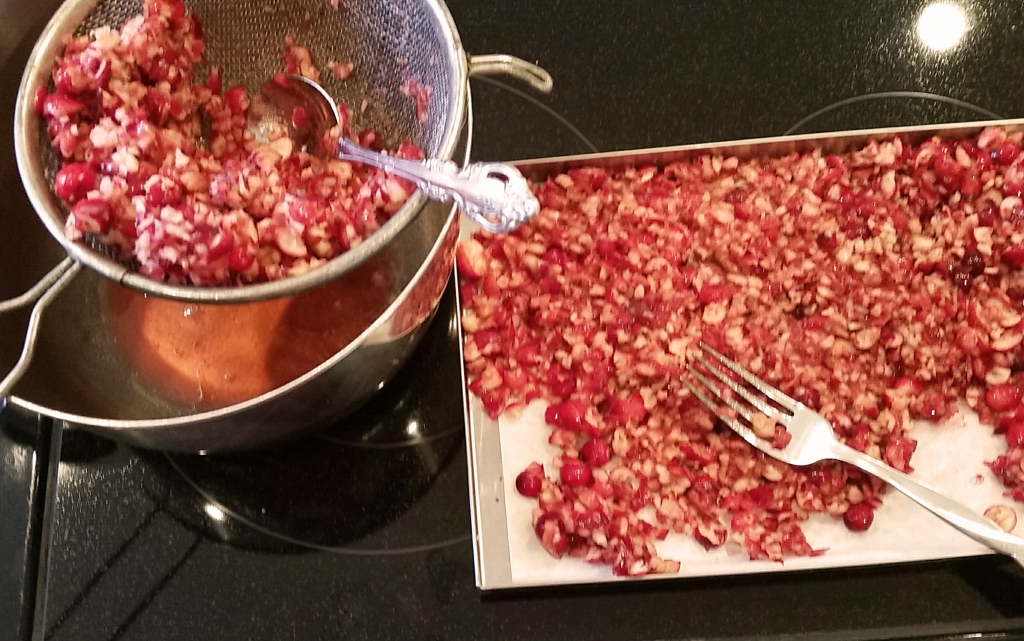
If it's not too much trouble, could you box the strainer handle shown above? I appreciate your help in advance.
[468,54,553,94]
[0,257,82,401]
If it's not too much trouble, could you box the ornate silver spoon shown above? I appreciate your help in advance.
[248,74,539,234]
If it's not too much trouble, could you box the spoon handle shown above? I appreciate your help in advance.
[335,137,539,234]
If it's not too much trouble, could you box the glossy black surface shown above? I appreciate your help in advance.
[458,0,1024,156]
[0,407,50,641]
[6,0,1024,640]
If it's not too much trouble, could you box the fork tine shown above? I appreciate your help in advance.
[680,376,769,450]
[685,364,755,424]
[699,342,801,412]
[693,354,789,422]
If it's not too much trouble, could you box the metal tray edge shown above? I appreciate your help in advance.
[511,117,1024,179]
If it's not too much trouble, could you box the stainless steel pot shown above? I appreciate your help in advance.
[1,181,460,453]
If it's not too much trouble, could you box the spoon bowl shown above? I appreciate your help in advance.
[248,74,540,233]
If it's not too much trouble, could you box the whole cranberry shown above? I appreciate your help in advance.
[559,458,592,488]
[580,437,610,467]
[843,503,875,532]
[53,162,96,203]
[1005,422,1024,448]
[515,462,546,498]
[987,383,1023,413]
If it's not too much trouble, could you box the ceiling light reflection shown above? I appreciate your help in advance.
[204,503,226,521]
[406,420,420,436]
[916,3,967,52]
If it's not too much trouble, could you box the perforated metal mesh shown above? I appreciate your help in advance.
[73,0,457,151]
[21,0,466,303]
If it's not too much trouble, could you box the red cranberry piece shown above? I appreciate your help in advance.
[69,199,112,234]
[747,485,775,508]
[608,391,647,425]
[166,0,187,26]
[843,503,875,532]
[189,12,204,38]
[559,458,592,487]
[33,87,49,115]
[993,141,1021,166]
[223,86,248,114]
[987,383,1023,412]
[698,283,728,304]
[206,68,223,95]
[1002,178,1024,198]
[933,153,963,187]
[43,93,86,119]
[883,435,917,472]
[545,401,597,436]
[772,426,793,449]
[1005,422,1024,448]
[357,128,381,149]
[145,88,173,123]
[841,216,871,239]
[145,177,183,207]
[1003,245,1024,268]
[543,366,576,399]
[534,513,567,557]
[206,231,234,258]
[228,244,256,272]
[53,162,96,203]
[580,438,610,467]
[291,106,308,130]
[515,462,546,498]
[53,63,82,96]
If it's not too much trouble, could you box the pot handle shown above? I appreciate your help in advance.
[0,257,82,401]
[467,54,553,94]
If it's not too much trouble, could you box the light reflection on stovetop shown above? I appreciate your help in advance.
[784,92,1004,135]
[142,282,471,554]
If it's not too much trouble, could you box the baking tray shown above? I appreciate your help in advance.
[461,118,1024,591]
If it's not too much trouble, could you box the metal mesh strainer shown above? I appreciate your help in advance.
[14,0,469,303]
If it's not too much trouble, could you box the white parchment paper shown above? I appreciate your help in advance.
[497,400,1016,586]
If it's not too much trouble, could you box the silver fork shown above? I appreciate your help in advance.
[682,342,1024,566]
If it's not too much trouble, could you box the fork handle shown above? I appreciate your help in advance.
[830,442,1024,564]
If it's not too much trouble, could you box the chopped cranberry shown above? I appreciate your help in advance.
[1003,245,1024,268]
[33,87,49,116]
[534,513,568,557]
[68,199,112,234]
[223,86,248,114]
[545,401,598,437]
[43,93,86,119]
[993,141,1021,166]
[455,239,488,280]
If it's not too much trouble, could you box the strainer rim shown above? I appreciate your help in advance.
[14,0,470,304]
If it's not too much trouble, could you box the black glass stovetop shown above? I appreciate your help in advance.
[5,1,1024,640]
